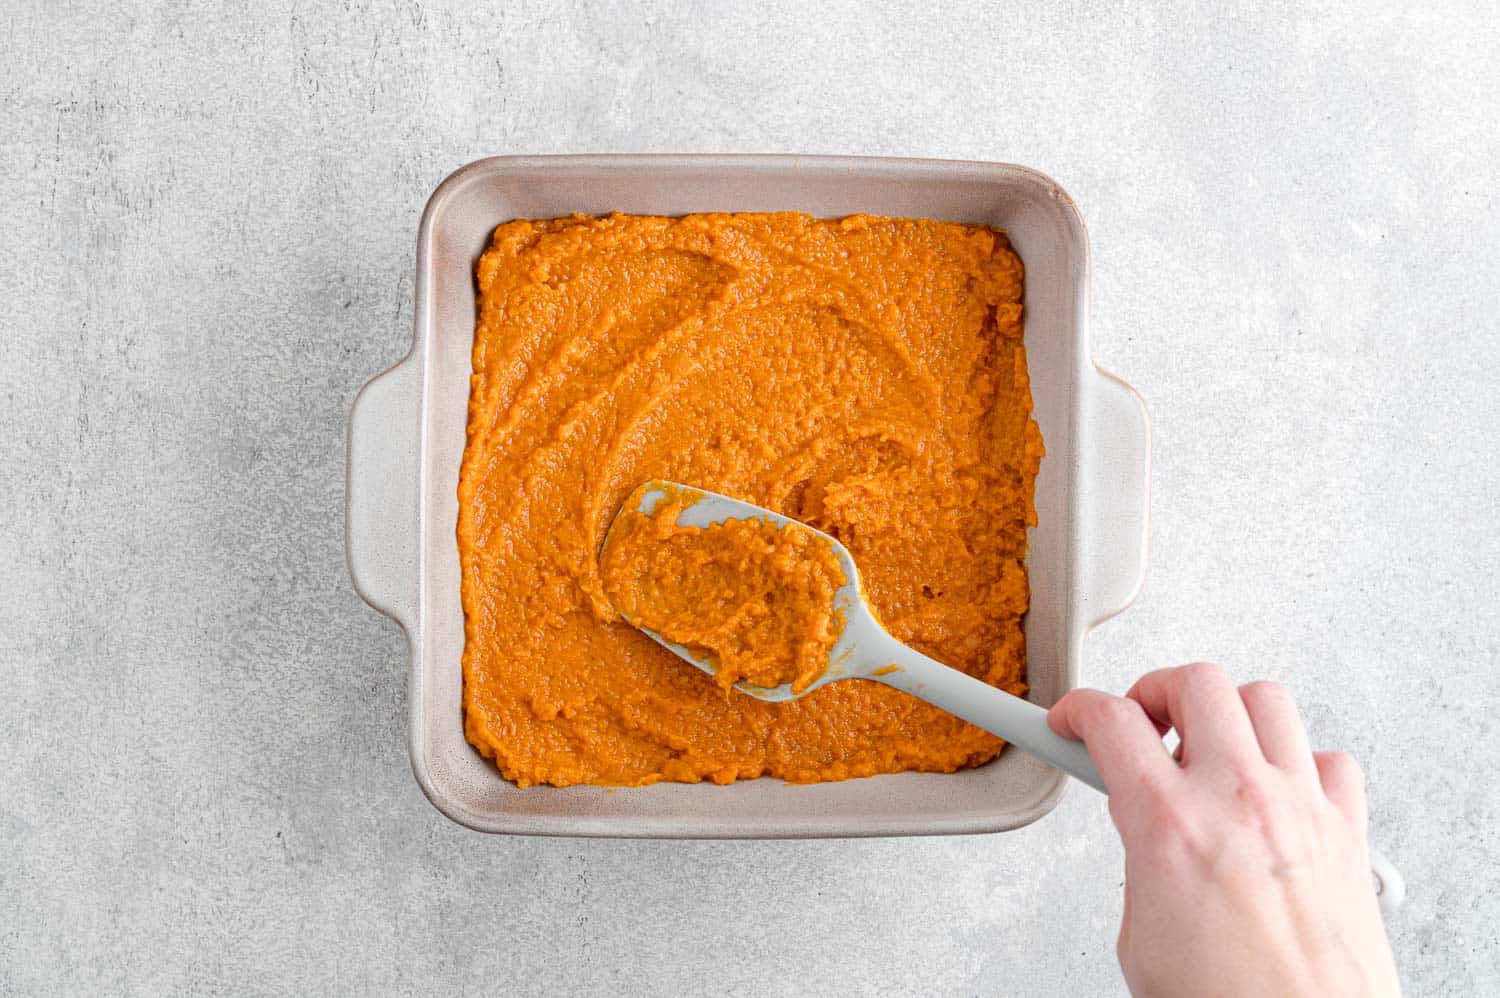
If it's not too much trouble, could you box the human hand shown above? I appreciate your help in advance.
[1047,663,1400,997]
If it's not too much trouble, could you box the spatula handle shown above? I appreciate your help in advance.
[868,642,1106,793]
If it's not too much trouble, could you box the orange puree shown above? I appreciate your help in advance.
[600,489,846,694]
[458,212,1042,787]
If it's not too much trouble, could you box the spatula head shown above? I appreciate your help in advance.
[603,480,880,701]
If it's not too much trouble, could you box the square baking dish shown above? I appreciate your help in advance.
[347,155,1149,837]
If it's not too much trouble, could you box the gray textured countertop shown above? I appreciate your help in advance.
[4,1,1497,994]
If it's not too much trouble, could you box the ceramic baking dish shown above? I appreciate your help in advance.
[347,155,1149,837]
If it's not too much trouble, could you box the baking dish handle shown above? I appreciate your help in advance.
[346,351,422,631]
[1081,366,1151,629]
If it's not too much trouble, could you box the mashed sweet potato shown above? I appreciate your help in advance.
[458,212,1041,787]
[600,487,847,695]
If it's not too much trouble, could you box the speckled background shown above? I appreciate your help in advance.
[3,1,1497,994]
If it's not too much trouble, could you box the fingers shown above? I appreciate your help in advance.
[1048,689,1177,793]
[1126,663,1260,768]
[1238,681,1315,775]
[1315,751,1368,827]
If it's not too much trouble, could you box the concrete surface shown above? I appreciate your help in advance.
[3,1,1497,994]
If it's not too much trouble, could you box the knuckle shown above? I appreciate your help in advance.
[1227,758,1279,802]
[1181,661,1229,687]
[1240,679,1288,702]
[1079,693,1141,733]
[1112,771,1187,833]
[1095,696,1141,726]
[1134,665,1177,689]
[1232,772,1278,818]
[1136,771,1180,813]
[1149,799,1205,858]
[1320,750,1365,785]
